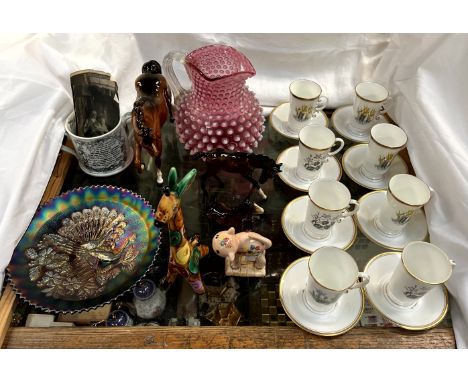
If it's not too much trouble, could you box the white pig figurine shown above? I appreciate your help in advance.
[212,227,272,276]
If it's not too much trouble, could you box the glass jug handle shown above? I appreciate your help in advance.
[163,51,188,101]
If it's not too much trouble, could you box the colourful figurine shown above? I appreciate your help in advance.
[155,167,209,294]
[132,60,172,185]
[212,227,272,277]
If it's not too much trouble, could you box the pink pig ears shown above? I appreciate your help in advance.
[227,227,235,234]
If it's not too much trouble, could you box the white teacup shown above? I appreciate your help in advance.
[304,180,359,240]
[351,82,392,134]
[360,123,408,180]
[384,241,455,308]
[304,246,370,313]
[375,174,431,236]
[62,112,134,177]
[296,126,344,181]
[288,79,328,133]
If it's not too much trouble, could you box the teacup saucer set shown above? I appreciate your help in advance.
[272,80,455,336]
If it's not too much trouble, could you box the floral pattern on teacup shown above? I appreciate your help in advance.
[391,210,415,225]
[310,212,338,231]
[375,153,395,170]
[294,105,314,122]
[355,105,377,125]
[403,284,430,299]
[311,288,338,305]
[303,153,326,172]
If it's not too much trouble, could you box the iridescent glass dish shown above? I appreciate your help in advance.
[8,186,160,313]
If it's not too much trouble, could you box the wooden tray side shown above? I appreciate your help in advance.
[0,122,457,349]
[3,326,456,349]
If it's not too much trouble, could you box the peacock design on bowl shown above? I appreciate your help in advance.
[8,186,160,313]
[25,206,138,300]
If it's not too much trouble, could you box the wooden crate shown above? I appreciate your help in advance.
[0,118,456,349]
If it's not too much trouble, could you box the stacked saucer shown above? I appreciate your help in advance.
[342,144,408,190]
[280,257,364,336]
[364,251,449,330]
[354,190,428,250]
[281,195,357,253]
[269,102,329,140]
[276,146,341,192]
[331,105,390,143]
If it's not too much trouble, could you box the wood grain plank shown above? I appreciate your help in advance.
[41,146,73,203]
[3,326,456,349]
[0,286,16,346]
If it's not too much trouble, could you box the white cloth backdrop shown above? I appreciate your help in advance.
[0,33,466,347]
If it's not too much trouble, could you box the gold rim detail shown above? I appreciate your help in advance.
[387,177,431,208]
[276,147,342,192]
[279,257,365,336]
[269,103,330,139]
[289,80,322,101]
[354,82,389,103]
[281,196,357,254]
[307,248,360,292]
[363,252,449,330]
[353,191,428,251]
[341,144,409,191]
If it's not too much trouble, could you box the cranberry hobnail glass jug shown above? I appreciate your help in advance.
[163,44,265,154]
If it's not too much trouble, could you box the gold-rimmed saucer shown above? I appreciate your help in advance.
[331,105,390,143]
[281,195,357,253]
[279,257,364,336]
[269,102,329,140]
[276,146,342,192]
[354,191,428,251]
[364,252,448,330]
[342,144,408,190]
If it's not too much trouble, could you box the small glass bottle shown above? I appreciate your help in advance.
[106,310,134,327]
[133,279,167,320]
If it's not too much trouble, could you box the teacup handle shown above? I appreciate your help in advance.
[376,96,393,120]
[450,260,456,268]
[123,112,135,140]
[341,199,360,219]
[349,272,370,289]
[328,138,345,156]
[315,95,328,112]
[60,145,77,158]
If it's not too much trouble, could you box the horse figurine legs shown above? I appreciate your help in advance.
[241,173,268,200]
[153,151,163,185]
[257,188,267,200]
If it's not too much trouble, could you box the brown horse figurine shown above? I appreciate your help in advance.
[155,167,209,294]
[132,60,172,184]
